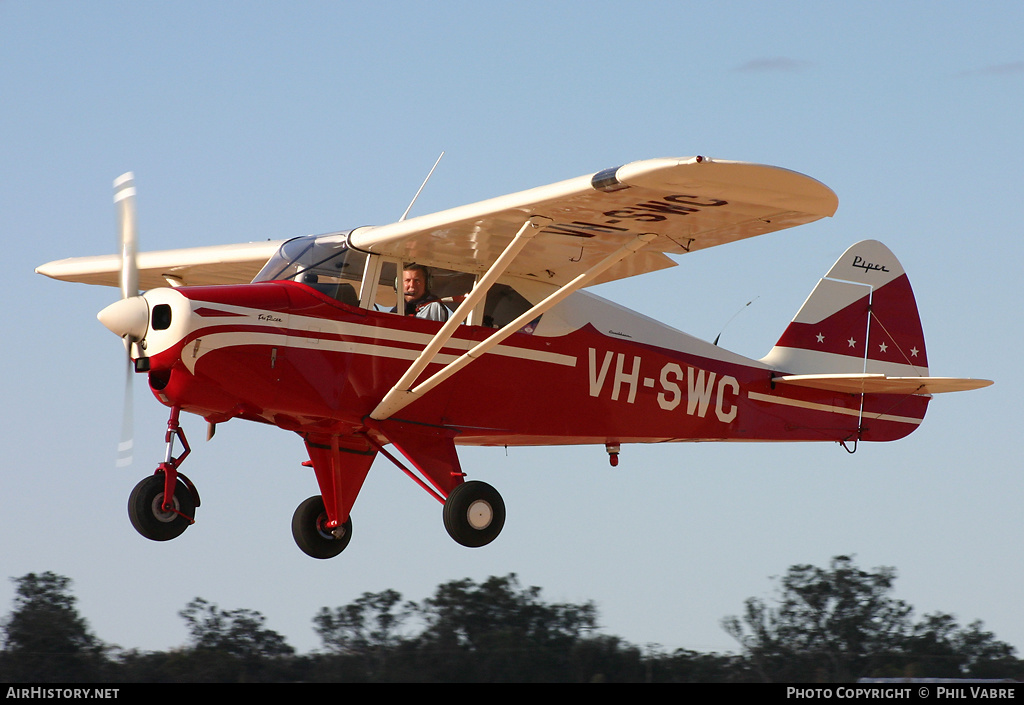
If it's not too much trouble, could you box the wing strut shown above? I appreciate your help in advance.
[370,216,548,420]
[369,230,659,421]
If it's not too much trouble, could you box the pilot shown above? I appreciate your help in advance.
[394,264,450,322]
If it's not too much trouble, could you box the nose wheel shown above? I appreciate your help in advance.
[443,481,505,548]
[128,474,196,541]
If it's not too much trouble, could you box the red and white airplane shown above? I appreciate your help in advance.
[36,157,991,558]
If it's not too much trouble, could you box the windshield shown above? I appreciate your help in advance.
[252,232,360,283]
[252,232,370,306]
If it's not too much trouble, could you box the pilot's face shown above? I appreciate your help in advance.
[403,269,426,302]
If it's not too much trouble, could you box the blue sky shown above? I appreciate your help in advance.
[2,2,1022,658]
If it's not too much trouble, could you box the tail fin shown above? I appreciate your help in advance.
[759,241,990,444]
[761,240,928,378]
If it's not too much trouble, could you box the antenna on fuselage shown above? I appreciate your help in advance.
[399,151,444,222]
[713,296,759,346]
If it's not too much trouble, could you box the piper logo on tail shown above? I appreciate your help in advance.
[851,255,890,273]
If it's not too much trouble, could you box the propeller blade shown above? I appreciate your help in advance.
[117,355,134,468]
[114,172,138,300]
[111,171,140,468]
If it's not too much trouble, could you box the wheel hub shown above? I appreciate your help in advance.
[315,513,336,541]
[466,499,493,530]
[151,493,179,523]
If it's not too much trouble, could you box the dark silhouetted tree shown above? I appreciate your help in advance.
[0,572,104,682]
[899,612,1022,679]
[652,647,754,683]
[723,555,914,681]
[314,588,410,654]
[411,573,599,681]
[723,555,1022,682]
[177,597,294,681]
[565,634,645,682]
[312,589,412,681]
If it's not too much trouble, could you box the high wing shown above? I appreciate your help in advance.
[347,156,839,286]
[36,156,838,290]
[36,240,285,291]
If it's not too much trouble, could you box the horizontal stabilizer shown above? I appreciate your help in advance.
[774,373,993,395]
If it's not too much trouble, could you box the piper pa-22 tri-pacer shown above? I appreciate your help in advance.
[36,157,991,558]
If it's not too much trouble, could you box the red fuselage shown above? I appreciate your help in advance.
[141,281,928,447]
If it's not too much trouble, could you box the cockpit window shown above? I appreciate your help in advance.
[484,284,537,330]
[253,232,365,306]
[253,233,540,332]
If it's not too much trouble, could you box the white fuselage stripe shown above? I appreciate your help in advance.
[182,319,577,373]
[189,302,575,364]
[747,391,923,426]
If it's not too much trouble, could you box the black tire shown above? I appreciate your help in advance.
[128,474,195,542]
[443,481,505,548]
[291,495,352,559]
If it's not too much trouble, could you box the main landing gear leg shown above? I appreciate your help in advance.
[127,406,201,542]
[366,420,506,549]
[292,435,376,559]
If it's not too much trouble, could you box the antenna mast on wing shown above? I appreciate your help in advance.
[399,151,444,222]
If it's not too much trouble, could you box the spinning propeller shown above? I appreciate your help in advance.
[97,172,146,468]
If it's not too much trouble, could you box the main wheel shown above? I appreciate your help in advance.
[128,474,195,542]
[292,495,352,559]
[443,481,505,548]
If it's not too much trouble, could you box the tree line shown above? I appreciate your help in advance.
[1,556,1021,683]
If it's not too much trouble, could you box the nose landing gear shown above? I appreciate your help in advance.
[127,406,200,542]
